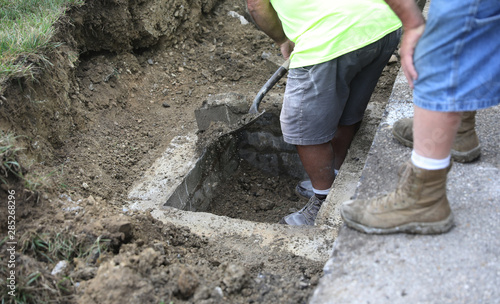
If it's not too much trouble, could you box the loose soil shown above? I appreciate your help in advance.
[0,0,399,303]
[206,159,304,223]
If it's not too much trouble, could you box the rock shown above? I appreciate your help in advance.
[388,54,398,64]
[103,216,133,241]
[214,286,224,298]
[222,264,249,294]
[178,266,200,298]
[227,11,249,25]
[153,242,165,255]
[257,200,275,211]
[51,260,69,276]
[261,51,272,60]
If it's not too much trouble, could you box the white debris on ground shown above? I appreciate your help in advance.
[227,11,249,25]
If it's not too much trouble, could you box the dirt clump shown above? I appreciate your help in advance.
[0,0,399,302]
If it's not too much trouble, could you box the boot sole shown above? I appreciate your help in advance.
[392,128,481,163]
[341,210,455,235]
[451,146,481,163]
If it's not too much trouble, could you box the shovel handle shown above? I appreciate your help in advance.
[249,58,290,114]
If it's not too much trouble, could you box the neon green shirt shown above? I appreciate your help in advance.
[269,0,402,68]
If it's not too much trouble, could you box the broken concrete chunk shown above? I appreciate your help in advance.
[261,51,285,71]
[194,93,248,131]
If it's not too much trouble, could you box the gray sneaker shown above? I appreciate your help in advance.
[295,180,314,200]
[279,195,324,226]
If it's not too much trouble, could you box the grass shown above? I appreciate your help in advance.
[0,232,111,303]
[0,132,24,184]
[0,131,68,192]
[20,231,111,264]
[0,0,84,92]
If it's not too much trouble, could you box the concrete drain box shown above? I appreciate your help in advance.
[130,109,306,214]
[127,93,337,262]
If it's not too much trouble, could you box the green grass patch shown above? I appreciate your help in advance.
[20,231,111,264]
[0,131,66,191]
[0,132,24,184]
[0,231,110,303]
[0,0,84,91]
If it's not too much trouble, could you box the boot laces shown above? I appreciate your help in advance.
[372,162,415,210]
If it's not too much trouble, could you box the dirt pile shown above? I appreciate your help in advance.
[0,0,399,302]
[0,0,328,302]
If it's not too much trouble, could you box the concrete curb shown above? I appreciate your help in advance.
[310,67,500,303]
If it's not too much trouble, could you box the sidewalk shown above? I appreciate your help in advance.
[310,67,500,303]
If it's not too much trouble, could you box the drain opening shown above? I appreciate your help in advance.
[206,158,304,223]
[164,112,311,223]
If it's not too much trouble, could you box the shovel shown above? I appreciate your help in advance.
[195,59,290,135]
[223,58,290,134]
[249,58,290,115]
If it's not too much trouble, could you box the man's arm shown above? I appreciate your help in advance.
[247,0,294,59]
[384,0,426,88]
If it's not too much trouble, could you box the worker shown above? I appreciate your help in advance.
[247,0,402,225]
[341,0,500,234]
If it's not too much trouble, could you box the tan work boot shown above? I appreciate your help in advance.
[340,161,454,234]
[392,111,481,163]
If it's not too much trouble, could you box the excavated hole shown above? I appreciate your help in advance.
[166,112,311,224]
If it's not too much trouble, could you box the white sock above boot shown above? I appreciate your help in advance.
[411,150,451,170]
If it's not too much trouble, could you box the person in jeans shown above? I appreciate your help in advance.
[341,0,500,234]
[247,0,401,225]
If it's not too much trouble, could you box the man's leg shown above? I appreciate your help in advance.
[331,121,362,170]
[413,106,461,159]
[283,121,362,226]
[392,111,481,162]
[296,143,336,191]
[295,121,362,199]
[281,142,334,226]
[297,121,362,190]
[300,121,362,184]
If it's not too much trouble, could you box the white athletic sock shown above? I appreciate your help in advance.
[411,150,451,170]
[312,187,331,196]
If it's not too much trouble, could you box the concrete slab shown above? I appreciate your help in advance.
[151,207,335,262]
[194,92,249,131]
[128,133,200,211]
[310,68,500,303]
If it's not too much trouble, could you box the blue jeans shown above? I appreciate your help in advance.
[413,0,500,112]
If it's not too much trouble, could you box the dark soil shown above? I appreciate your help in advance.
[206,159,305,223]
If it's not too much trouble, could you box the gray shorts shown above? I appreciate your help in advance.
[280,29,401,145]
